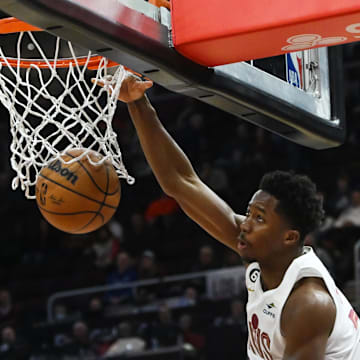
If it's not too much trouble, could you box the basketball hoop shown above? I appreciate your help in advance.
[0,17,134,199]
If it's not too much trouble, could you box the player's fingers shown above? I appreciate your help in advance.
[91,76,117,93]
[142,80,154,90]
[91,77,106,87]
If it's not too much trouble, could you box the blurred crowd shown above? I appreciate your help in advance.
[0,41,359,359]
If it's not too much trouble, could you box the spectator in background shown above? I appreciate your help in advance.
[53,303,80,325]
[88,297,104,315]
[106,251,138,305]
[208,299,247,360]
[0,290,19,328]
[136,250,160,305]
[62,321,98,359]
[222,248,243,268]
[86,226,120,269]
[138,250,159,280]
[53,304,69,322]
[116,321,133,339]
[315,191,335,232]
[84,297,104,322]
[89,321,128,357]
[108,219,124,243]
[138,303,181,349]
[327,187,360,285]
[89,321,135,357]
[191,245,219,295]
[175,110,208,164]
[200,161,229,199]
[0,326,28,360]
[103,321,147,358]
[85,299,115,355]
[178,313,205,358]
[334,188,360,228]
[213,298,247,328]
[192,245,219,272]
[145,193,179,223]
[183,286,198,304]
[313,234,338,278]
[328,174,351,217]
[176,286,199,308]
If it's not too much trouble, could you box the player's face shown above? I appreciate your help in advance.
[238,190,292,264]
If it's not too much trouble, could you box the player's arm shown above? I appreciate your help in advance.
[128,92,243,253]
[94,72,243,253]
[281,278,336,360]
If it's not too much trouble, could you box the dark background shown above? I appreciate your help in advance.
[0,37,358,359]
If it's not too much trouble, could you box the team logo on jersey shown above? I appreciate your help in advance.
[248,313,273,360]
[262,303,276,319]
[263,304,276,319]
[249,269,260,283]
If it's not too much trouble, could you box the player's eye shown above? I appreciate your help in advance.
[257,215,264,223]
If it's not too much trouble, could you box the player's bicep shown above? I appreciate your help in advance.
[175,176,242,253]
[282,284,336,360]
[284,330,328,360]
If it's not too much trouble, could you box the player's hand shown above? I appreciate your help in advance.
[92,70,153,103]
[118,72,153,103]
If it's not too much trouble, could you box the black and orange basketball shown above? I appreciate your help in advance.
[35,148,121,234]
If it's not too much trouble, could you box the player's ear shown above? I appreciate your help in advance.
[284,230,300,246]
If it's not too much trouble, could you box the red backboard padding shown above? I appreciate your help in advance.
[171,0,360,66]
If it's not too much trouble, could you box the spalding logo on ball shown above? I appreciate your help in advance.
[35,148,121,234]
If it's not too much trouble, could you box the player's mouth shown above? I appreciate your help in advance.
[237,240,248,250]
[237,233,249,250]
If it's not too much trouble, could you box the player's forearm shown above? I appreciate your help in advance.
[127,95,197,195]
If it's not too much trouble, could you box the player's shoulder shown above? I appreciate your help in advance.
[282,277,336,335]
[286,277,335,312]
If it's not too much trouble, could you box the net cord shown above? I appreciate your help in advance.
[0,30,134,199]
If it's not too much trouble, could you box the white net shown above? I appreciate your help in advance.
[0,30,134,199]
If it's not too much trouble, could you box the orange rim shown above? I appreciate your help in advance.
[0,17,120,69]
[0,17,43,34]
[148,0,170,10]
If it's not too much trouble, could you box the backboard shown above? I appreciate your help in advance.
[0,0,346,149]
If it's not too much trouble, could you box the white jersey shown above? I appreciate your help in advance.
[245,246,360,360]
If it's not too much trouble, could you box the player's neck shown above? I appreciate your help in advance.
[259,248,303,291]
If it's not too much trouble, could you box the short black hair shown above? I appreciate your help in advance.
[259,170,324,242]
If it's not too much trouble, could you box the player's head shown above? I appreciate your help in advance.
[239,170,324,263]
[259,170,324,240]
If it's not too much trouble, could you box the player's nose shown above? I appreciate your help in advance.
[240,217,251,233]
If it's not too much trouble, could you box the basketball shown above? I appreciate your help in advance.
[35,148,121,234]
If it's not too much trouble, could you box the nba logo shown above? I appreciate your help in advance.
[286,52,304,89]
